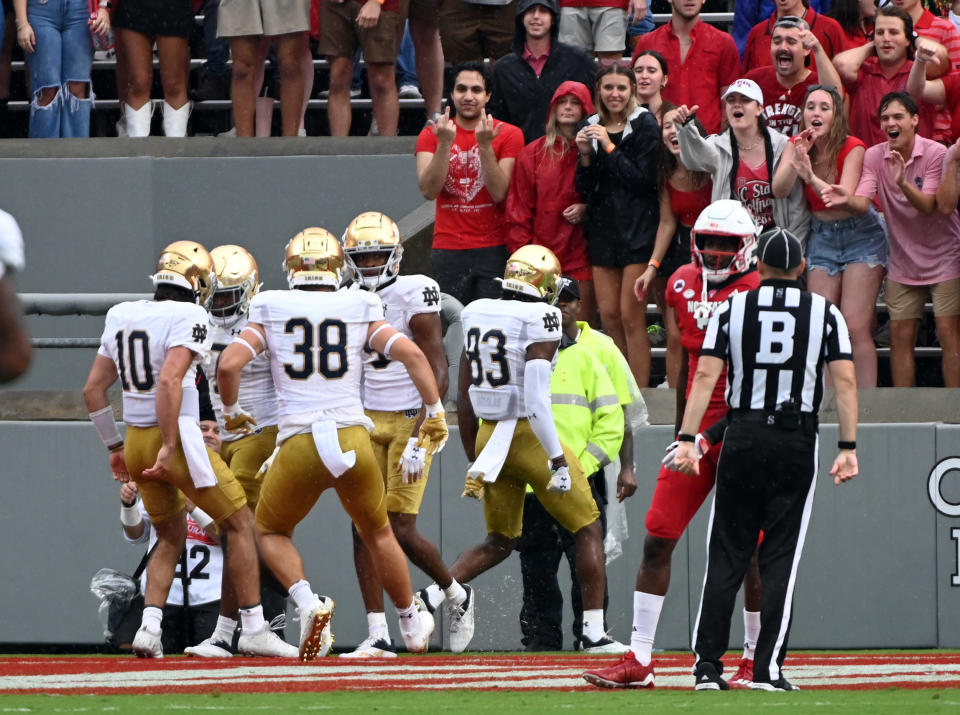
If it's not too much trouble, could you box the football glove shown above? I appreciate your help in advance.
[222,402,257,435]
[662,433,710,471]
[546,462,571,493]
[399,437,428,483]
[416,414,449,455]
[461,474,485,501]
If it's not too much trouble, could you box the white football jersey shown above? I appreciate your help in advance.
[361,275,442,412]
[129,506,223,606]
[205,317,280,442]
[248,289,385,434]
[98,300,212,427]
[460,298,562,420]
[0,209,25,279]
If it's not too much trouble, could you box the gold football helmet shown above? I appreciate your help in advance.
[342,211,403,290]
[499,245,562,304]
[152,240,217,308]
[284,227,344,289]
[210,245,261,326]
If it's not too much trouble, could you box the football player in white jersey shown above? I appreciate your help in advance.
[83,241,293,659]
[0,208,30,382]
[185,245,297,658]
[340,212,472,658]
[216,228,447,661]
[440,245,611,653]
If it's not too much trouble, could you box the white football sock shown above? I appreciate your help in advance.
[443,579,467,606]
[238,604,265,633]
[367,611,389,642]
[141,606,163,634]
[396,600,419,637]
[424,583,445,611]
[289,580,318,613]
[630,591,664,666]
[582,609,605,642]
[743,609,761,661]
[213,615,237,643]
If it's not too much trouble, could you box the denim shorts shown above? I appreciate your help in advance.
[806,207,887,276]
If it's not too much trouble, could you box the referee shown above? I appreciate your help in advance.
[674,227,859,692]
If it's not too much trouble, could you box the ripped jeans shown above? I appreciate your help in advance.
[25,0,93,138]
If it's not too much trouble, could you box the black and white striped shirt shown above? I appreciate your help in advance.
[700,279,853,414]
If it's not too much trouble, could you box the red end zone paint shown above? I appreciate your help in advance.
[1,653,958,694]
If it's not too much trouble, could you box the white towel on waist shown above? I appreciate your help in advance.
[178,416,217,489]
[467,418,517,484]
[311,419,356,477]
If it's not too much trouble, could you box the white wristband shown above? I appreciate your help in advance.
[120,502,142,527]
[221,401,241,417]
[425,400,444,418]
[90,405,123,449]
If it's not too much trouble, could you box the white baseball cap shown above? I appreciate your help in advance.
[721,79,764,106]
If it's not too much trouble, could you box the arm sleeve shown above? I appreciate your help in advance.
[678,120,720,176]
[923,145,946,195]
[525,358,563,460]
[854,149,878,199]
[824,300,854,362]
[698,299,732,360]
[168,304,213,355]
[606,113,661,189]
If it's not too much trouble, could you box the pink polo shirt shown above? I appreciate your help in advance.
[855,135,960,285]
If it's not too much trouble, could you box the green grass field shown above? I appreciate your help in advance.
[3,690,960,714]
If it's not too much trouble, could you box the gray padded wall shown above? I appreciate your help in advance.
[1,421,959,650]
[0,154,424,391]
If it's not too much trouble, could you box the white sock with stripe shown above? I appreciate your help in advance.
[630,591,664,666]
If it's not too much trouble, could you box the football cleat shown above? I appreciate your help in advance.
[284,228,344,289]
[237,624,298,657]
[184,637,234,658]
[131,625,163,658]
[341,211,402,290]
[578,634,631,655]
[340,636,398,659]
[582,651,655,689]
[400,594,435,654]
[152,240,217,308]
[446,584,475,654]
[498,245,562,304]
[693,662,730,691]
[691,199,760,284]
[298,596,335,662]
[729,658,754,688]
[209,245,261,327]
[751,677,800,691]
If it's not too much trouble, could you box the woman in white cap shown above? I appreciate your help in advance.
[673,78,809,245]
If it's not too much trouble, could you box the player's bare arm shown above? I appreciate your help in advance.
[0,275,31,382]
[217,323,265,419]
[83,354,129,481]
[457,351,478,461]
[675,354,725,475]
[408,311,450,435]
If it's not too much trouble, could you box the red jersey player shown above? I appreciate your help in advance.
[584,199,762,690]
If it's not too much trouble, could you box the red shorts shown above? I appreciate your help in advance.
[645,442,721,540]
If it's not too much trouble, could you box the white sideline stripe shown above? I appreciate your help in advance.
[3,662,960,692]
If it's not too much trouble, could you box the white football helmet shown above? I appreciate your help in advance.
[342,212,403,290]
[691,199,760,284]
[210,245,261,327]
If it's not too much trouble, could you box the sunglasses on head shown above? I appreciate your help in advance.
[774,15,806,30]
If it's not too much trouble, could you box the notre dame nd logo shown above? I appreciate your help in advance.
[192,323,208,343]
[542,313,560,332]
[422,286,440,307]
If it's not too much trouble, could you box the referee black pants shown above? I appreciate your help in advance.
[692,422,818,684]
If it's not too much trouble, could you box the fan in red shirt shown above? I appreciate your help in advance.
[630,0,740,134]
[742,0,847,73]
[744,16,844,136]
[583,199,762,691]
[416,61,525,305]
[505,80,598,322]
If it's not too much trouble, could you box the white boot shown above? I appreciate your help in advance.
[162,100,192,137]
[124,102,153,137]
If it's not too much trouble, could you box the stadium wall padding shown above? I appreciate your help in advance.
[1,421,958,650]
